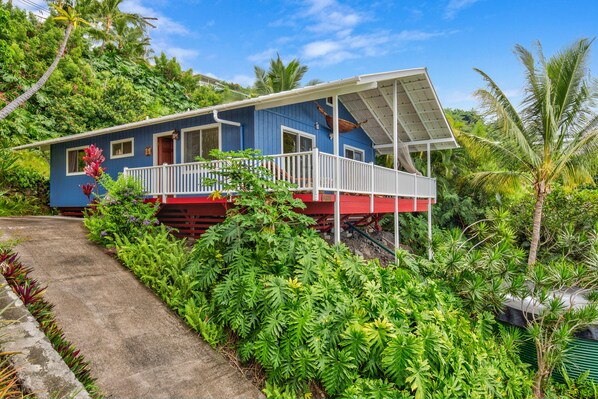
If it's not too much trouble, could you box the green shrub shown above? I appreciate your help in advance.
[508,186,598,262]
[83,173,162,247]
[182,150,533,398]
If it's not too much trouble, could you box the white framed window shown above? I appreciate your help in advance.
[326,97,333,107]
[344,145,365,162]
[281,126,315,154]
[66,146,88,176]
[181,124,221,162]
[110,138,134,159]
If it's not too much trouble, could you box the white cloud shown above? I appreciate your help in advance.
[303,41,343,59]
[247,48,278,63]
[301,29,448,66]
[301,0,366,34]
[444,0,480,19]
[120,0,190,35]
[166,47,200,64]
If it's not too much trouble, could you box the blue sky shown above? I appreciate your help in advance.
[18,0,598,110]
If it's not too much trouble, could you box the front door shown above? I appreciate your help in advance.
[157,136,174,165]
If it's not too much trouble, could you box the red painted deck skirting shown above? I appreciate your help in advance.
[60,194,435,238]
[150,194,434,214]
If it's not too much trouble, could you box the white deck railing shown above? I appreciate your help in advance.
[123,149,436,203]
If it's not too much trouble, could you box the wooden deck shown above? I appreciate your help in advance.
[152,194,433,237]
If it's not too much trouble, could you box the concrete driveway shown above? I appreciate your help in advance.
[0,216,262,399]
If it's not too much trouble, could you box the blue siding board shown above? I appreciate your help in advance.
[254,100,374,161]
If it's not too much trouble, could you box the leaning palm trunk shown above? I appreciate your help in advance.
[0,22,73,121]
[528,184,547,265]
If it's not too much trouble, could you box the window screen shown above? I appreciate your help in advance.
[184,126,220,162]
[111,139,133,158]
[67,148,86,174]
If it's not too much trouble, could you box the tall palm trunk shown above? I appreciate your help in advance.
[528,182,547,266]
[0,22,74,121]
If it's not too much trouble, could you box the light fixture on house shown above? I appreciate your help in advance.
[144,146,152,156]
[314,121,320,130]
[172,129,180,140]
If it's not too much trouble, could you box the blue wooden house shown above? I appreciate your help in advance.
[16,69,457,248]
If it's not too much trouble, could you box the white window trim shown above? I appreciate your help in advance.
[280,125,316,154]
[153,131,178,166]
[343,144,365,161]
[110,137,135,159]
[65,145,88,176]
[181,123,222,163]
[325,97,333,107]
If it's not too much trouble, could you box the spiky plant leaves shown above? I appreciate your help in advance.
[288,307,314,344]
[340,324,369,364]
[263,276,291,310]
[405,357,431,399]
[320,349,356,395]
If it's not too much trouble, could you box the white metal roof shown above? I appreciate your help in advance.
[14,68,457,153]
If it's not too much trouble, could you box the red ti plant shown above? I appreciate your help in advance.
[80,182,95,201]
[80,144,105,202]
[82,144,105,180]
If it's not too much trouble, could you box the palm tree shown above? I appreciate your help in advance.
[95,0,156,52]
[467,39,598,266]
[113,18,151,60]
[0,4,88,121]
[253,53,308,94]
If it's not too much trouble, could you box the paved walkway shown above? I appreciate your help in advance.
[0,216,262,399]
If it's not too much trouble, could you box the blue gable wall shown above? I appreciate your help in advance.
[50,107,254,207]
[254,99,374,162]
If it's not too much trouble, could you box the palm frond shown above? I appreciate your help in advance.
[469,170,531,193]
[473,83,539,167]
[461,131,531,170]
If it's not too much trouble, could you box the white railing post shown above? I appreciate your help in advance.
[123,167,128,177]
[161,163,168,203]
[370,162,374,213]
[312,148,320,201]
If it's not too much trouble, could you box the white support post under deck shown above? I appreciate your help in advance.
[427,143,433,260]
[333,95,341,245]
[312,148,320,201]
[392,80,399,260]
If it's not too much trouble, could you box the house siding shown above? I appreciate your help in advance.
[254,99,374,162]
[49,101,375,208]
[50,107,254,207]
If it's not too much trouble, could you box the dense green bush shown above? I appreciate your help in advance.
[83,173,161,246]
[181,151,533,398]
[508,186,598,262]
[95,151,534,398]
[0,149,50,216]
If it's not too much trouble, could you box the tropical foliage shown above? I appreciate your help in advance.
[0,2,227,149]
[85,151,535,398]
[254,54,309,94]
[465,39,598,265]
[83,172,162,247]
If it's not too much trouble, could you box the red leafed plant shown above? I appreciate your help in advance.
[82,144,105,180]
[80,144,106,202]
[80,182,95,201]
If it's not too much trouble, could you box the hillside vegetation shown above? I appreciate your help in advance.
[0,1,245,214]
[0,3,244,147]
